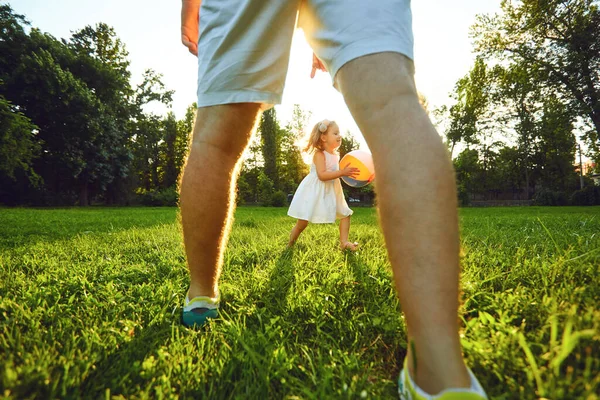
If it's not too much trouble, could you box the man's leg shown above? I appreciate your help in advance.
[336,52,470,394]
[180,103,262,300]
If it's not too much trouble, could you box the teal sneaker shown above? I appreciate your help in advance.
[398,358,488,400]
[181,293,219,328]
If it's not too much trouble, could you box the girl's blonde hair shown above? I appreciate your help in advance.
[303,119,337,154]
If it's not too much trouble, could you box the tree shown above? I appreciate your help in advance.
[495,145,526,194]
[0,5,29,94]
[531,97,579,193]
[472,0,600,164]
[257,171,274,205]
[11,39,114,206]
[259,108,281,190]
[129,70,175,193]
[278,105,310,193]
[0,96,40,182]
[161,112,179,189]
[131,114,163,191]
[69,23,133,116]
[339,130,360,159]
[453,148,482,205]
[443,58,495,158]
[492,63,542,199]
[175,103,196,183]
[0,7,185,205]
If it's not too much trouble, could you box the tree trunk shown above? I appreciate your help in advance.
[79,183,89,207]
[524,164,530,200]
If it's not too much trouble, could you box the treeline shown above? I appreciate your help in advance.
[0,5,195,206]
[438,0,600,206]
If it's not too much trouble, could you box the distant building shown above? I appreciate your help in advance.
[579,160,600,185]
[582,160,596,175]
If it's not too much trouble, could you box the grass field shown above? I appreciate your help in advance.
[0,206,599,399]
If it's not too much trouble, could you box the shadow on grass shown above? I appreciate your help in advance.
[259,246,296,313]
[177,248,299,399]
[345,251,407,367]
[78,321,173,398]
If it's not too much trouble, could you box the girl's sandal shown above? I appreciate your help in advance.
[181,292,220,328]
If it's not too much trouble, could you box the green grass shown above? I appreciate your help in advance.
[0,206,599,399]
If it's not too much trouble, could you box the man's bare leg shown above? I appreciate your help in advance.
[180,103,262,299]
[337,53,470,394]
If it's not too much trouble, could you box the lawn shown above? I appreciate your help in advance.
[0,206,599,399]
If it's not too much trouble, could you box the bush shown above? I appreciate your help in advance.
[457,183,470,207]
[533,188,567,206]
[270,190,287,207]
[570,185,600,206]
[137,187,179,206]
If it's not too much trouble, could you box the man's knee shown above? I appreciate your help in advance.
[337,52,418,112]
[190,103,262,160]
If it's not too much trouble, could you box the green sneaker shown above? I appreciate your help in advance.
[181,293,219,328]
[398,358,488,400]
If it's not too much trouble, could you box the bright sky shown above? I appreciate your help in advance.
[11,0,502,151]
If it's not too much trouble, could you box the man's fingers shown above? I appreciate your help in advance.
[181,0,200,56]
[317,59,327,72]
[311,53,327,78]
[181,37,198,56]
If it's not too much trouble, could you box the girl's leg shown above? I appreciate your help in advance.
[288,219,309,247]
[339,216,358,251]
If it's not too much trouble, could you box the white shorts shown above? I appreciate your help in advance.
[196,0,414,108]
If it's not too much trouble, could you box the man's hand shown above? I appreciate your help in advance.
[310,52,327,78]
[181,0,201,56]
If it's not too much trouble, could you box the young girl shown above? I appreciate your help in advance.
[287,119,361,251]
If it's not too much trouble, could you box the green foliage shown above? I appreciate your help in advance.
[257,171,274,206]
[453,148,480,202]
[444,57,494,157]
[137,186,179,206]
[236,173,252,205]
[570,185,600,205]
[270,190,287,207]
[0,207,599,398]
[472,0,600,166]
[0,6,192,206]
[532,98,579,193]
[241,104,312,199]
[0,95,40,182]
[259,108,281,190]
[339,130,360,159]
[533,188,568,206]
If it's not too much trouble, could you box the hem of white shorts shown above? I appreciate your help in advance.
[329,42,414,85]
[197,90,282,109]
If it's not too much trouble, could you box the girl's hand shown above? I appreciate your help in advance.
[341,164,360,178]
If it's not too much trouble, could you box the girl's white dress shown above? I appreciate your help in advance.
[287,150,353,223]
